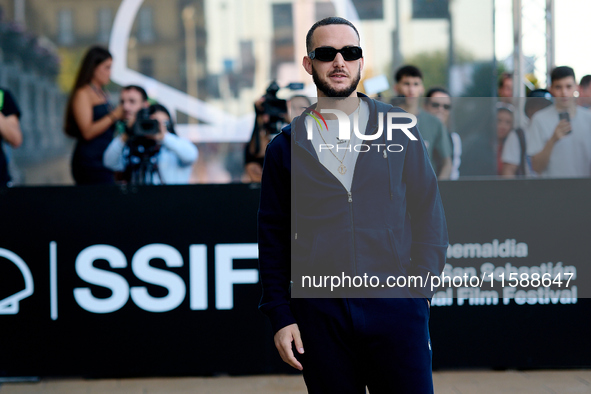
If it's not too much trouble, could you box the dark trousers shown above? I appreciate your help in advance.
[290,298,433,394]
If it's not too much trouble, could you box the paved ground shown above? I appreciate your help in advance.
[1,370,590,394]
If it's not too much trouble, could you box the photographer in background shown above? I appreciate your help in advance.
[245,82,310,182]
[119,85,150,129]
[0,87,23,187]
[110,85,150,183]
[103,102,197,185]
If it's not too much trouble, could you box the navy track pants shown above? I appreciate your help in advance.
[290,297,433,394]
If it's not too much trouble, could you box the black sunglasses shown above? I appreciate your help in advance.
[430,102,452,110]
[308,46,363,62]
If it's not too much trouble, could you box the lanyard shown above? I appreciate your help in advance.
[0,90,4,112]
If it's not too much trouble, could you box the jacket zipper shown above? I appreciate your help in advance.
[293,119,380,278]
[348,191,357,275]
[383,149,393,200]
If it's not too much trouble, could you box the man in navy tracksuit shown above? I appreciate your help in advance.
[258,17,448,393]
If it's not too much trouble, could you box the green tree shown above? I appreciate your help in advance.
[395,48,475,91]
[404,51,449,90]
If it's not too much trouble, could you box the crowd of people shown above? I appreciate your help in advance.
[1,44,591,187]
[389,64,591,180]
[246,63,591,183]
[497,67,591,178]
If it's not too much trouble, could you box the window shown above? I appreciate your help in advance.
[97,8,112,43]
[412,0,449,19]
[57,9,74,45]
[352,0,384,20]
[139,57,154,78]
[271,3,294,78]
[138,7,155,43]
[239,40,255,88]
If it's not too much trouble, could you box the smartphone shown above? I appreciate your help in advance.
[559,112,572,134]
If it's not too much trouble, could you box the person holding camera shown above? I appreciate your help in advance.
[103,102,198,185]
[244,87,310,182]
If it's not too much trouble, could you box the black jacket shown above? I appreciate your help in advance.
[258,94,448,333]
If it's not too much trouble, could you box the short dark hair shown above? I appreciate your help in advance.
[122,85,148,102]
[306,17,360,54]
[425,87,450,98]
[498,72,513,89]
[551,66,576,84]
[580,75,591,89]
[395,65,423,83]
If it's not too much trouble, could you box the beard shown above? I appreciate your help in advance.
[312,64,361,99]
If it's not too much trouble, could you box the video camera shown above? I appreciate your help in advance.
[127,108,160,139]
[261,81,304,136]
[123,107,162,185]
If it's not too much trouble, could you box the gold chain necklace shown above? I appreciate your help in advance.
[316,103,360,175]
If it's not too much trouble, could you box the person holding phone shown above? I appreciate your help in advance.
[527,66,591,177]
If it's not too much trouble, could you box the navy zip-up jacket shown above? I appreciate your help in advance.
[258,94,448,333]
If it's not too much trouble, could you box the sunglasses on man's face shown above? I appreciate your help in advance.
[430,102,452,110]
[308,46,363,62]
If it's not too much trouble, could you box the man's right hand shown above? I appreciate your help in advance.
[551,119,572,142]
[274,323,304,370]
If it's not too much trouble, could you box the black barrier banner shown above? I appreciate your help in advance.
[433,179,591,369]
[438,178,589,304]
[0,185,291,378]
[1,182,590,378]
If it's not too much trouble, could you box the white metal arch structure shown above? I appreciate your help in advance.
[109,0,360,143]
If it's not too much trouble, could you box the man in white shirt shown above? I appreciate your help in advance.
[528,66,591,178]
[501,89,553,177]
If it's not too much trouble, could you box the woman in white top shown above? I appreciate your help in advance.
[103,104,198,184]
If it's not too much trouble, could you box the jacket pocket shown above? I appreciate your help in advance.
[305,229,354,275]
[353,228,404,278]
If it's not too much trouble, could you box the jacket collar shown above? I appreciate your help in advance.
[292,92,382,156]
